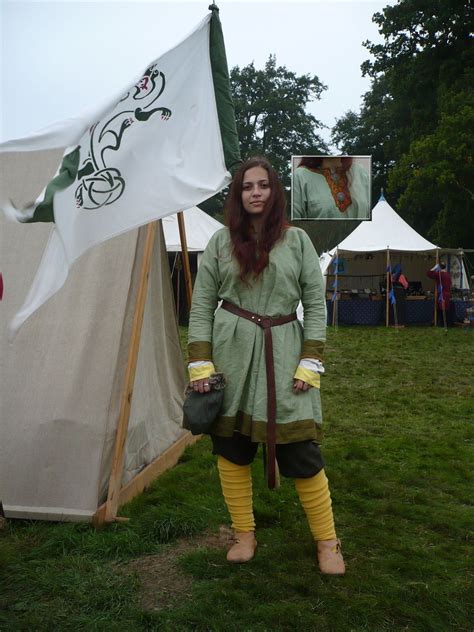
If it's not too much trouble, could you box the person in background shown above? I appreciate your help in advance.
[185,156,345,575]
[427,262,453,326]
[292,156,370,220]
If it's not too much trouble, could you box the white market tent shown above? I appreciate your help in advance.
[163,206,223,253]
[321,195,468,326]
[0,149,194,523]
[323,195,468,291]
[163,206,223,322]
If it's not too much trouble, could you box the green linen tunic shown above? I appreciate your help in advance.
[187,226,327,444]
[292,163,370,220]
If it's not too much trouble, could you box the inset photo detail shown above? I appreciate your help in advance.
[291,155,371,221]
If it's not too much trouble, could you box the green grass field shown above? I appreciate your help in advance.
[1,327,473,631]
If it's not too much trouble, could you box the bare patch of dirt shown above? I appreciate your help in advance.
[116,526,234,612]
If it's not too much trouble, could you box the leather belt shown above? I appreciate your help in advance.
[221,300,297,489]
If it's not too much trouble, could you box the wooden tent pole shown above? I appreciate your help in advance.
[104,221,157,523]
[93,432,199,527]
[332,248,339,328]
[434,249,439,327]
[177,211,193,310]
[331,256,336,327]
[438,250,447,330]
[390,252,399,328]
[385,248,390,327]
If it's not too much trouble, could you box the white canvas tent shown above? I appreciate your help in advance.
[319,195,469,327]
[163,206,223,253]
[164,206,223,323]
[322,195,468,291]
[0,149,193,523]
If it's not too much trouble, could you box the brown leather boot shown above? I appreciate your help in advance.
[317,538,345,575]
[226,531,257,563]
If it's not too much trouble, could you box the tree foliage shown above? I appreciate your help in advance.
[389,74,474,246]
[362,0,470,77]
[331,0,474,247]
[231,55,328,186]
[201,56,328,217]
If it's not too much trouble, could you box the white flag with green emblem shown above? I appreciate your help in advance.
[0,9,240,334]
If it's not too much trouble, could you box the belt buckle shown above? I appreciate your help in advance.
[258,315,273,329]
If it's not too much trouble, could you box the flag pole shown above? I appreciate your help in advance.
[104,221,157,523]
[177,211,194,311]
[385,248,390,327]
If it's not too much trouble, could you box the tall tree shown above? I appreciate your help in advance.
[331,0,474,246]
[231,55,328,186]
[389,72,474,246]
[201,55,328,218]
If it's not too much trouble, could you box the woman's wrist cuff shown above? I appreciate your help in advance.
[294,366,321,388]
[188,362,216,381]
[300,358,325,374]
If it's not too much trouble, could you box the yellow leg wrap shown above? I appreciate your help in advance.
[294,469,337,541]
[217,456,255,533]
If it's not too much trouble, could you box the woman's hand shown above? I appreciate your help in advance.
[293,379,310,393]
[190,378,211,394]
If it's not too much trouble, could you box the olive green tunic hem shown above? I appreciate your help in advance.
[183,411,323,444]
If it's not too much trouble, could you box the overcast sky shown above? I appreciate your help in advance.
[1,0,394,147]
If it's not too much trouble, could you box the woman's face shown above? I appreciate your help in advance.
[241,166,271,215]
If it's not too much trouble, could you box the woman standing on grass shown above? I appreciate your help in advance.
[185,156,345,575]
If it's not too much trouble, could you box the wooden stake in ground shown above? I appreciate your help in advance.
[104,221,157,523]
[177,211,193,311]
[93,432,198,527]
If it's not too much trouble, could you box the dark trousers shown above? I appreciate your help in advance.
[211,432,325,479]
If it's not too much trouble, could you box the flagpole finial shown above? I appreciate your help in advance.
[209,3,219,11]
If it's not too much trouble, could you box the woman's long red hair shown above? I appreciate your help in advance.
[225,157,288,282]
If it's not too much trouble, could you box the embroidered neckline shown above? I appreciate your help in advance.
[306,166,352,212]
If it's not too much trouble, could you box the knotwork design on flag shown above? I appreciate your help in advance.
[75,64,172,210]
